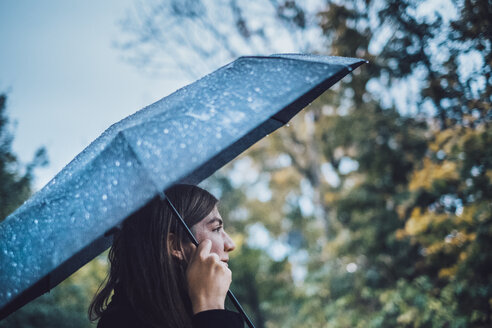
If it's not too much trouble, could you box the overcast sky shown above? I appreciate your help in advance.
[0,0,190,190]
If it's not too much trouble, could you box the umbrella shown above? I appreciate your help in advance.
[0,54,365,323]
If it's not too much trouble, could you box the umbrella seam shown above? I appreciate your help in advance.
[117,131,163,194]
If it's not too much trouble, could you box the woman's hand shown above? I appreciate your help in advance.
[186,239,232,314]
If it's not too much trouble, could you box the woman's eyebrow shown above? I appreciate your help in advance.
[206,217,223,225]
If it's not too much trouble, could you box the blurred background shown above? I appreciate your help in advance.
[0,0,490,327]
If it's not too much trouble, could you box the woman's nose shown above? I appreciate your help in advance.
[224,232,236,252]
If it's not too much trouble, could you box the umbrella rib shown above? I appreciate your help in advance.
[161,193,256,328]
[118,131,147,169]
[117,131,166,194]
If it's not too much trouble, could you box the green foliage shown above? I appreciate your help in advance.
[1,254,108,328]
[0,94,48,222]
[397,122,492,326]
[229,244,296,328]
[0,92,106,328]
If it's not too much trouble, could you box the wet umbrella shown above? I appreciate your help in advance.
[0,54,365,324]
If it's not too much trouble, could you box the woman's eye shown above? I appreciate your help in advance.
[213,226,222,232]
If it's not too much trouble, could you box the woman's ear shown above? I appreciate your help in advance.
[168,233,185,260]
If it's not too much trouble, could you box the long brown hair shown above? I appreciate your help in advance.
[89,184,218,328]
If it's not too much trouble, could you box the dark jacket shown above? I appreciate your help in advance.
[97,286,244,328]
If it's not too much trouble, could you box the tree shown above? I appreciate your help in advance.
[0,93,48,222]
[0,94,105,328]
[118,0,491,326]
[397,120,492,326]
[1,254,108,328]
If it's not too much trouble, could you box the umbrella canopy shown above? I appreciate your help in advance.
[0,54,365,319]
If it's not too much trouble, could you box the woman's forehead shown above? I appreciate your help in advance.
[198,206,222,225]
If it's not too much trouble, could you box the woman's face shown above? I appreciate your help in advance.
[191,205,236,265]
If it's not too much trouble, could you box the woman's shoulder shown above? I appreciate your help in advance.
[98,308,243,328]
[97,301,149,328]
[192,309,244,328]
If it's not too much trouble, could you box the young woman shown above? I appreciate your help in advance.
[89,184,244,328]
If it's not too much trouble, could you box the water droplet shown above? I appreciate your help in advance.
[347,66,353,72]
[163,128,169,134]
[126,161,132,167]
[180,143,186,149]
[112,179,118,186]
[34,219,38,225]
[102,207,108,213]
[12,262,17,267]
[286,123,290,127]
[85,213,90,219]
[137,140,142,146]
[115,161,120,167]
[254,87,260,92]
[102,194,108,200]
[247,97,253,102]
[7,292,11,298]
[75,193,80,198]
[223,91,230,96]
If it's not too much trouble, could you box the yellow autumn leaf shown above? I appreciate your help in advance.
[429,128,455,153]
[456,204,477,225]
[397,308,418,324]
[404,208,447,236]
[426,242,445,255]
[395,228,407,240]
[409,158,458,191]
[486,169,492,183]
[438,266,458,279]
[459,251,468,261]
[324,192,339,203]
[271,167,298,186]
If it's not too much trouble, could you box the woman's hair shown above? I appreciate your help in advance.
[89,184,218,328]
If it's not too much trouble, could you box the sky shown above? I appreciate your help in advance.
[0,0,190,190]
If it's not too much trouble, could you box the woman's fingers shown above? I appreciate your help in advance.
[195,239,212,260]
[195,240,223,268]
[207,252,220,263]
[187,239,232,314]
